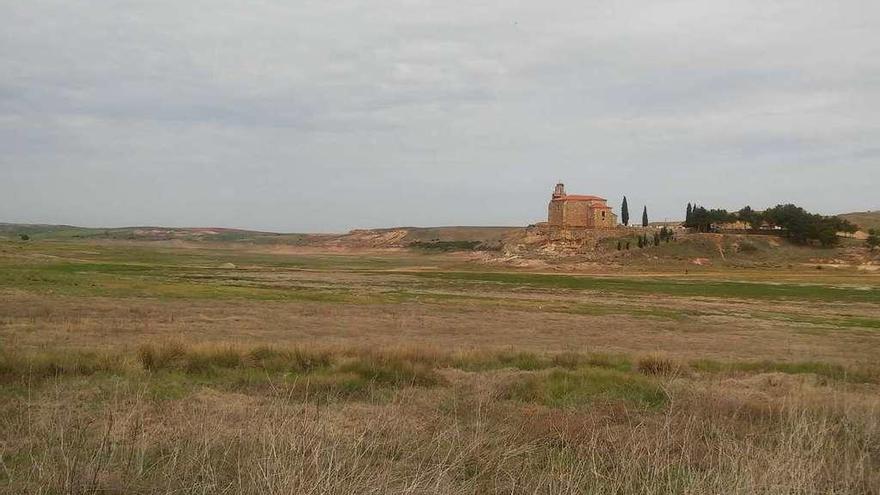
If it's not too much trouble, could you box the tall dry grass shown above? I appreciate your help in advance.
[1,344,879,494]
[4,380,878,494]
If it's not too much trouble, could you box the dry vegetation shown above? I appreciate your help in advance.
[1,238,879,494]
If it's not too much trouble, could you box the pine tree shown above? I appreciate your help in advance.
[621,197,630,227]
[642,206,649,227]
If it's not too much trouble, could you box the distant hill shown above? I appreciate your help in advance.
[0,223,312,244]
[0,222,523,248]
[839,211,880,231]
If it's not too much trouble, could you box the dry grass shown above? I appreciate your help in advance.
[636,353,682,377]
[3,289,879,368]
[1,345,878,494]
[1,241,879,493]
[2,344,880,493]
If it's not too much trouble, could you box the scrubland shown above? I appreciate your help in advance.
[1,239,878,494]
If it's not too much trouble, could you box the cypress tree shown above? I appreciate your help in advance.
[686,203,693,227]
[642,206,649,227]
[621,197,630,227]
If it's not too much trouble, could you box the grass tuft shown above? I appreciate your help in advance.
[501,368,668,409]
[636,354,680,376]
[0,349,127,382]
[690,359,878,384]
[339,354,442,387]
[247,346,333,373]
[137,341,186,371]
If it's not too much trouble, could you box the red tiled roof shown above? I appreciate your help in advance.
[551,194,607,201]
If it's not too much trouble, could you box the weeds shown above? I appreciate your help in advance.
[636,354,681,376]
[137,342,333,374]
[2,344,879,493]
[0,349,127,382]
[501,368,668,409]
[690,358,879,384]
[339,355,442,387]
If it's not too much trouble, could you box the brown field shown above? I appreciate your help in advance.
[1,237,879,494]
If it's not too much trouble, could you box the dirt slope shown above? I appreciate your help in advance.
[839,211,880,231]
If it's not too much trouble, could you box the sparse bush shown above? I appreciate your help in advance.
[137,341,186,371]
[585,353,632,372]
[339,355,442,387]
[184,346,243,373]
[501,368,667,408]
[0,349,125,381]
[550,352,585,369]
[137,343,334,374]
[636,354,680,376]
[867,229,880,250]
[493,351,544,370]
[409,240,482,252]
[19,233,30,241]
[690,358,878,384]
[248,346,333,373]
[738,241,758,253]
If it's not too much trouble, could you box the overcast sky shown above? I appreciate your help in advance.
[2,0,878,232]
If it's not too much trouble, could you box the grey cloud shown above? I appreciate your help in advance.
[1,0,878,231]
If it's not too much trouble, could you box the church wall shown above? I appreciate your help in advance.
[562,201,592,228]
[591,208,617,228]
[548,199,618,229]
[548,201,565,226]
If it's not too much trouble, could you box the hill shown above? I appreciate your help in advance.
[0,223,319,244]
[0,222,523,248]
[839,211,880,231]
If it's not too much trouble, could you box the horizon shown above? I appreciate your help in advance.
[3,203,877,235]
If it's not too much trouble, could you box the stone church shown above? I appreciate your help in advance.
[547,183,617,229]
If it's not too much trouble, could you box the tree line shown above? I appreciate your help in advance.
[684,203,857,247]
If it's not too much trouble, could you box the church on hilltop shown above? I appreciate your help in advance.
[547,183,617,229]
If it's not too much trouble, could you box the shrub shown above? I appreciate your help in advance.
[0,349,125,381]
[137,342,186,371]
[248,346,333,373]
[585,353,632,372]
[408,241,482,252]
[138,343,333,374]
[636,354,679,376]
[867,230,880,250]
[339,355,442,387]
[501,368,667,408]
[550,352,585,370]
[738,241,758,253]
[184,347,243,373]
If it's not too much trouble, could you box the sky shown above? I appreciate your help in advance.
[2,0,878,232]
